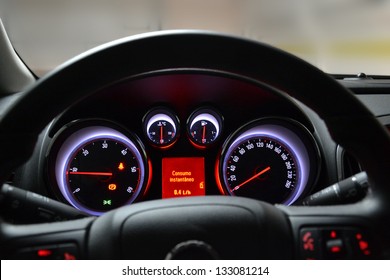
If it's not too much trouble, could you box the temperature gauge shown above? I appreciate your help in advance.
[144,109,179,148]
[187,108,222,148]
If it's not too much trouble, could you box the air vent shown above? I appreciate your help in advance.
[336,146,362,181]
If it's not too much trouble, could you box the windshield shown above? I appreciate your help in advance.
[0,0,389,76]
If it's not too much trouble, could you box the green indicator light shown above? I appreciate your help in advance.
[103,200,112,206]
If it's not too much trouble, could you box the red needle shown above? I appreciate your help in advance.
[202,125,206,143]
[160,125,163,144]
[68,171,113,176]
[232,166,271,192]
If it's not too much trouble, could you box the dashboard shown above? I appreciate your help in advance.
[2,30,390,260]
[14,71,382,217]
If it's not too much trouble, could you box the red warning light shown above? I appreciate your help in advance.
[330,231,337,238]
[359,240,369,251]
[64,252,76,260]
[37,249,52,257]
[364,250,371,256]
[118,162,125,171]
[330,246,341,253]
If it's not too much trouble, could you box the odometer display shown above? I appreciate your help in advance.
[224,137,298,204]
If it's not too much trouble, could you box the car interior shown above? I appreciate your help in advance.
[0,2,390,260]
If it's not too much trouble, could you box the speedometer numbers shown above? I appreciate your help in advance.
[219,120,319,205]
[225,137,297,204]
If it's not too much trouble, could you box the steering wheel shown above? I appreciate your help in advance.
[1,31,390,259]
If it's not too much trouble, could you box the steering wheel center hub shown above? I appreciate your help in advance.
[165,240,219,260]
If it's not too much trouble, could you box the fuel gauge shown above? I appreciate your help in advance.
[144,109,179,148]
[187,108,222,148]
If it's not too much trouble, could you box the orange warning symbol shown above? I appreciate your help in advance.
[118,162,125,171]
[108,184,117,191]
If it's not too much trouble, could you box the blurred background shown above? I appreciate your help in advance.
[0,0,389,76]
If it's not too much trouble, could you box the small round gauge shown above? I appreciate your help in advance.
[144,109,179,148]
[218,120,318,205]
[54,126,147,216]
[187,109,222,148]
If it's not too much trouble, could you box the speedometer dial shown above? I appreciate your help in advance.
[224,137,298,204]
[219,119,318,205]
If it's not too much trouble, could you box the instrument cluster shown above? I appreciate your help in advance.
[41,73,321,216]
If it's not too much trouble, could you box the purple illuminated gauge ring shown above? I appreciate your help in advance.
[54,126,146,216]
[221,124,311,205]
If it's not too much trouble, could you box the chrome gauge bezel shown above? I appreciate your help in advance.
[143,107,180,149]
[187,107,223,148]
[49,122,148,216]
[219,118,320,205]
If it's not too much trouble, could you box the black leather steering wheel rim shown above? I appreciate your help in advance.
[1,30,390,259]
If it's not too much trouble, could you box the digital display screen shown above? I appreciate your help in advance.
[162,157,205,198]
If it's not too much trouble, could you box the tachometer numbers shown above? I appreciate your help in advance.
[67,139,142,213]
[54,126,147,216]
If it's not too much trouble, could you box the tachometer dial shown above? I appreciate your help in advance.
[144,109,179,148]
[54,126,147,216]
[219,120,318,205]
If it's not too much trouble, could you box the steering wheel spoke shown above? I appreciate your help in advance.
[0,217,93,259]
[279,203,383,259]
